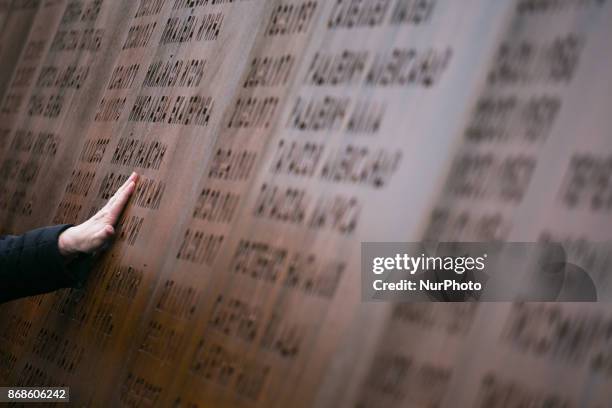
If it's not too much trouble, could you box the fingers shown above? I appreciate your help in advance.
[125,171,139,186]
[105,172,139,224]
[72,173,137,255]
[108,180,136,223]
[105,172,139,208]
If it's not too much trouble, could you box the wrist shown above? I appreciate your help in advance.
[58,228,77,260]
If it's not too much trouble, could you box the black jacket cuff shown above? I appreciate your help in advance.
[0,224,94,303]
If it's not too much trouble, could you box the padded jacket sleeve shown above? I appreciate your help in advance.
[0,224,93,304]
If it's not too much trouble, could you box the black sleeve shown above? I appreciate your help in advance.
[0,224,94,304]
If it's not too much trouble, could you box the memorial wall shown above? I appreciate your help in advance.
[0,0,611,406]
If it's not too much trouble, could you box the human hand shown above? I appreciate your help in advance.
[58,172,139,258]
